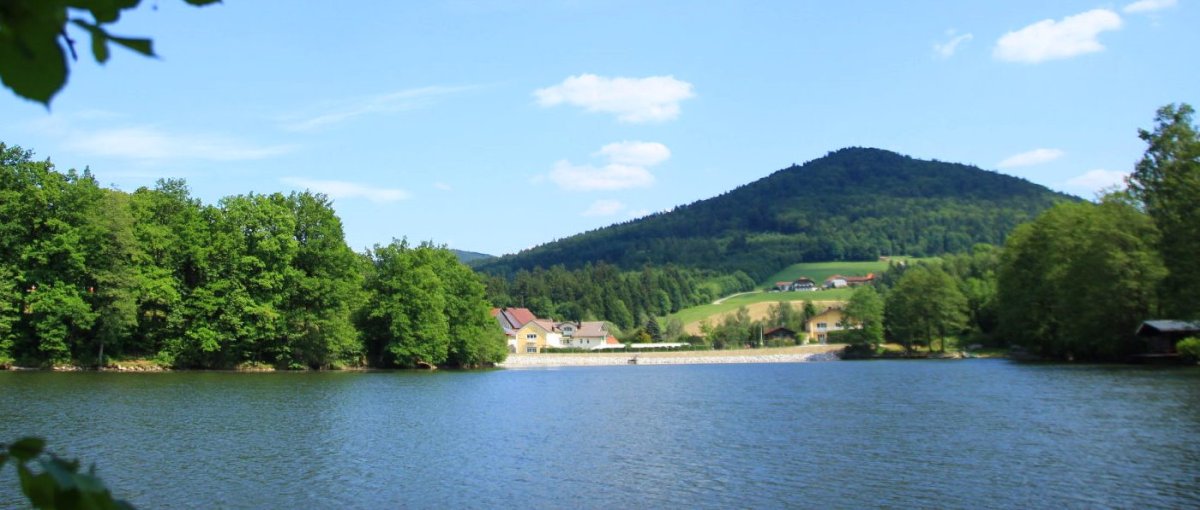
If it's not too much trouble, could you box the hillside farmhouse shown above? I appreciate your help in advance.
[773,277,818,292]
[823,273,875,289]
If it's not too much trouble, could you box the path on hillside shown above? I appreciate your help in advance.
[712,290,762,305]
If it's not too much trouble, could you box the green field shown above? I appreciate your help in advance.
[760,259,912,289]
[667,259,925,328]
[667,286,857,326]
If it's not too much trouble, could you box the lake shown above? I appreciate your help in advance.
[2,360,1198,509]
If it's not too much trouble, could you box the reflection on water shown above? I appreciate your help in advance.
[1,361,1198,509]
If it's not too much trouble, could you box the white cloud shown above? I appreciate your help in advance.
[595,141,671,166]
[281,177,410,203]
[994,9,1123,63]
[1124,0,1176,13]
[282,86,473,131]
[626,209,652,219]
[997,148,1065,169]
[1065,169,1128,192]
[549,161,655,191]
[934,30,974,58]
[67,126,294,162]
[534,74,695,123]
[546,141,670,191]
[581,199,626,217]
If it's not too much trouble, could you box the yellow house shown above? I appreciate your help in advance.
[806,307,859,344]
[514,319,562,353]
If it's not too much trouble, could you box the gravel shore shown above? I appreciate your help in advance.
[499,345,845,367]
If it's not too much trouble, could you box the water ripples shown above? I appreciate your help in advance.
[1,361,1198,509]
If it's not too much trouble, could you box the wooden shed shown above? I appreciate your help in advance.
[1133,320,1200,358]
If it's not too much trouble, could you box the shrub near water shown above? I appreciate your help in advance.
[1178,337,1200,363]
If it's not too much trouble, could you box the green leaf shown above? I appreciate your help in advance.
[107,35,154,57]
[17,464,57,508]
[40,457,79,490]
[80,0,139,24]
[8,437,46,462]
[70,19,154,60]
[0,32,68,105]
[73,471,109,493]
[93,35,111,63]
[73,20,113,63]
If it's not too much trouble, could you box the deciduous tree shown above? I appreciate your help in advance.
[1128,103,1200,319]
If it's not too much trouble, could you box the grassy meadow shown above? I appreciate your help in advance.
[668,258,922,335]
[760,258,914,289]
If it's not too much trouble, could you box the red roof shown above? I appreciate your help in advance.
[606,335,620,344]
[500,307,537,328]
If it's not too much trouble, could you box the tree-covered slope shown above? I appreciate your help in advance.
[478,147,1078,279]
[452,249,496,266]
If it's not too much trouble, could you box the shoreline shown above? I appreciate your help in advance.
[2,345,849,371]
[499,344,846,368]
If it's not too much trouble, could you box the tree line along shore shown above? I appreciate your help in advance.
[1,103,1197,370]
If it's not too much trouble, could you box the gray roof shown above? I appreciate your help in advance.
[574,321,608,338]
[1136,320,1200,335]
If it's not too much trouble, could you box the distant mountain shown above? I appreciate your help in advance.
[477,147,1078,279]
[452,249,496,266]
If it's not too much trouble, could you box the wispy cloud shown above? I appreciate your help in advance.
[67,126,295,162]
[282,86,474,132]
[997,148,1065,169]
[1124,0,1176,13]
[549,161,655,191]
[433,182,453,191]
[994,9,1123,63]
[534,74,695,123]
[1065,169,1128,193]
[594,141,671,166]
[934,30,974,58]
[581,199,626,217]
[281,177,410,203]
[546,141,669,191]
[28,112,295,164]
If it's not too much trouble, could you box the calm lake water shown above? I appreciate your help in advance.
[1,360,1198,509]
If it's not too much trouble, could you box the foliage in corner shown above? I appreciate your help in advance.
[1178,337,1200,363]
[0,0,219,105]
[1,436,134,509]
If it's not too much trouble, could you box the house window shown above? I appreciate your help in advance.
[526,333,537,340]
[526,346,538,353]
[816,322,828,331]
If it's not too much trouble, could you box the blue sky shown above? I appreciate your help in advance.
[1,0,1196,256]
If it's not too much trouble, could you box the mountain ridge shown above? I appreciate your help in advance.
[478,147,1078,279]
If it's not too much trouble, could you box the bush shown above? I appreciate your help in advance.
[1178,337,1200,363]
[824,330,853,344]
[841,343,880,359]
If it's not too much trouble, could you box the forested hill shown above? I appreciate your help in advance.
[452,249,496,266]
[478,147,1078,280]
